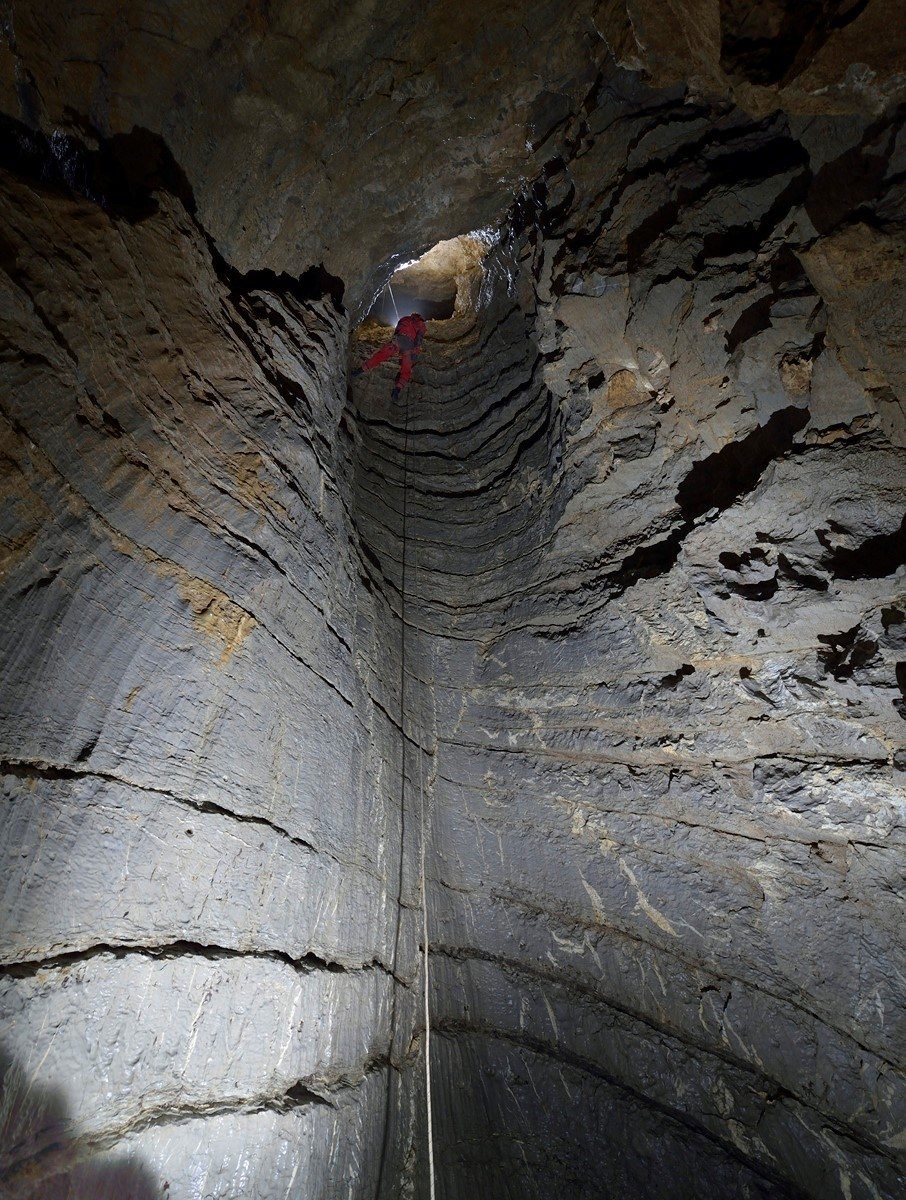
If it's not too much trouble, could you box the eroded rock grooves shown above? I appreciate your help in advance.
[1,4,904,1199]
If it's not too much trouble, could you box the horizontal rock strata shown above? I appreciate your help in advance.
[0,163,422,1196]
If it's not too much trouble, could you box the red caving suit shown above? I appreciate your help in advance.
[361,313,427,390]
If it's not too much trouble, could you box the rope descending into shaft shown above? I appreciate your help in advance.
[414,544,437,1200]
[399,384,437,1198]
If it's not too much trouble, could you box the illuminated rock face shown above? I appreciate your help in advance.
[0,167,423,1197]
[0,9,904,1200]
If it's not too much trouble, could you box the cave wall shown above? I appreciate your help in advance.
[1,4,905,1200]
[0,0,611,304]
[0,169,426,1196]
[350,69,905,1200]
[3,0,902,305]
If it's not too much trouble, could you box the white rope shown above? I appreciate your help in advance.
[388,280,400,326]
[378,367,437,1198]
[414,542,437,1200]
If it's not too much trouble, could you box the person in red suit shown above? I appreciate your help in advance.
[353,312,427,398]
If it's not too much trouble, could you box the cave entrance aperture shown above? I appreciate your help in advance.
[365,234,491,326]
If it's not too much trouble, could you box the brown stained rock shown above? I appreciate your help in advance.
[102,520,259,666]
[176,578,257,665]
[768,0,906,116]
[779,352,814,396]
[800,222,906,444]
[607,367,651,410]
[606,0,727,94]
[388,235,488,319]
[228,450,288,520]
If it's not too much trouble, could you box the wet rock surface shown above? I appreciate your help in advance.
[1,5,905,1199]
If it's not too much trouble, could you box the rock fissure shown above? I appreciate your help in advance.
[0,757,390,884]
[0,939,398,982]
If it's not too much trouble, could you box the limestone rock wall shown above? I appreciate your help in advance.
[0,5,904,1198]
[349,69,905,1200]
[1,0,610,305]
[4,1,901,305]
[0,167,422,1197]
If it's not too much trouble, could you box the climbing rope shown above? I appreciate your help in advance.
[396,378,437,1197]
[414,542,437,1200]
[372,319,436,1200]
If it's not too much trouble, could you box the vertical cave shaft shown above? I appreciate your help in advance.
[1,7,905,1200]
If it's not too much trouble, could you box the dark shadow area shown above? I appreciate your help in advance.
[725,248,814,353]
[805,107,898,234]
[228,264,346,310]
[0,1044,161,1199]
[0,112,194,222]
[719,0,870,86]
[430,1029,806,1200]
[817,622,880,679]
[0,112,345,311]
[818,513,906,580]
[676,406,810,522]
[894,662,906,719]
